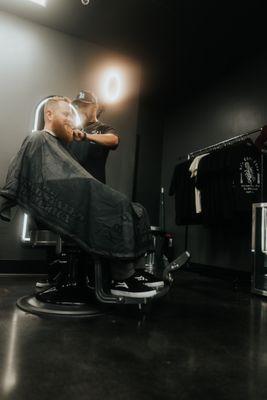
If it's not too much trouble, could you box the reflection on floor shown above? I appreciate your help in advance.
[0,272,267,400]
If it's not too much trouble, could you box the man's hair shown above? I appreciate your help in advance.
[44,96,71,113]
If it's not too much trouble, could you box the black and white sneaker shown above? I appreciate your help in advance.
[110,275,157,298]
[133,271,164,289]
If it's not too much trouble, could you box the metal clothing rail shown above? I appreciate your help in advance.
[178,127,262,162]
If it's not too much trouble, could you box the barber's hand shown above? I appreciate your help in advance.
[73,129,86,141]
[63,124,74,143]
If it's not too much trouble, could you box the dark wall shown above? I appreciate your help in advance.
[133,91,165,225]
[162,1,267,271]
[132,1,175,225]
[175,1,267,102]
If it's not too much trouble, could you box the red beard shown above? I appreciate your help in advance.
[52,120,73,143]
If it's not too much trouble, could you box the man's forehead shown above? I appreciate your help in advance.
[58,101,72,111]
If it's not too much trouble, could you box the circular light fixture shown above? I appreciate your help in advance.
[81,0,90,5]
[103,70,122,103]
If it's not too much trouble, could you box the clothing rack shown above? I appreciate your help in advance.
[179,127,262,162]
[179,126,263,253]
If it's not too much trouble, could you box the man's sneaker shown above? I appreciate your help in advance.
[133,270,164,289]
[110,275,157,298]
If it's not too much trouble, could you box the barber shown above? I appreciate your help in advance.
[69,90,119,183]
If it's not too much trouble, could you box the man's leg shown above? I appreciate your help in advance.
[110,260,135,281]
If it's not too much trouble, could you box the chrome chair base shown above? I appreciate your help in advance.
[17,294,104,318]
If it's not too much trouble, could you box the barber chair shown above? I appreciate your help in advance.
[17,216,190,317]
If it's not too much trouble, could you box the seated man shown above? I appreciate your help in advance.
[0,96,163,298]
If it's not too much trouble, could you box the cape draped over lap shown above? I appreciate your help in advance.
[0,131,153,260]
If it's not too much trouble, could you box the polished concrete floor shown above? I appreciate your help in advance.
[0,271,267,400]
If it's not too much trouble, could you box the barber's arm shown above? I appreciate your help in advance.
[73,129,119,149]
[86,132,119,148]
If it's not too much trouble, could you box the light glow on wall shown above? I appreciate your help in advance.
[87,59,140,107]
[102,69,123,103]
[26,0,47,7]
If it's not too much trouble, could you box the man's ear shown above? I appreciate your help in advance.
[45,109,53,121]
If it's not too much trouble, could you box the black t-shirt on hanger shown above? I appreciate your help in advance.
[196,141,261,223]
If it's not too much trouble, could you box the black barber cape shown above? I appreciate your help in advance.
[68,122,118,183]
[0,131,152,260]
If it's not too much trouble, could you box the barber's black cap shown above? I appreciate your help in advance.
[72,90,97,105]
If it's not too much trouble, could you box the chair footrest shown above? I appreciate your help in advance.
[163,251,190,281]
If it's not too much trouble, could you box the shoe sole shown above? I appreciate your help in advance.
[110,289,157,298]
[145,282,164,288]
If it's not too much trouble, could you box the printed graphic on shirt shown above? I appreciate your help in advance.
[239,156,260,194]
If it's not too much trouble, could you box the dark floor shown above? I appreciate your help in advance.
[0,272,267,400]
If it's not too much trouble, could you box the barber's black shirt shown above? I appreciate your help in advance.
[68,121,118,183]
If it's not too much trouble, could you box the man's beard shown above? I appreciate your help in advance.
[52,119,73,143]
